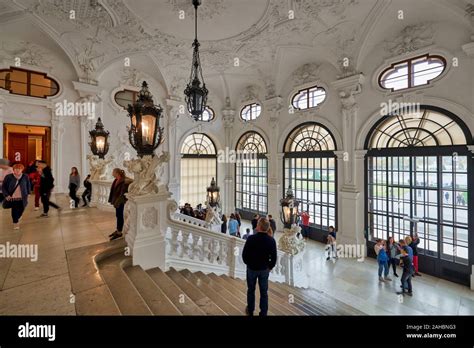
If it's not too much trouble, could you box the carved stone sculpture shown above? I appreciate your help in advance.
[87,154,113,181]
[124,152,170,196]
[278,225,306,255]
[204,203,223,226]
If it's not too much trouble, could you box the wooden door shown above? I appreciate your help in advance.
[8,133,28,167]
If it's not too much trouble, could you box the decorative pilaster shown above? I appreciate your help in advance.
[223,101,235,214]
[165,99,182,198]
[50,114,65,191]
[332,73,365,193]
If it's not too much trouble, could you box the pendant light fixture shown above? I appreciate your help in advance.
[184,0,208,121]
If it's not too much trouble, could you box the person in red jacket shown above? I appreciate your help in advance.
[29,167,42,211]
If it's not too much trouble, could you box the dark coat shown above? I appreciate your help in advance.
[2,173,30,207]
[39,166,55,194]
[108,178,132,208]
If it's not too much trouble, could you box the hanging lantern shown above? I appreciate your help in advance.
[280,186,300,229]
[206,177,220,207]
[126,81,164,157]
[184,0,209,120]
[89,117,110,159]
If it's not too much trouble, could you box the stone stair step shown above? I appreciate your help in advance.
[179,269,242,315]
[194,271,247,315]
[125,265,181,315]
[219,274,291,316]
[268,282,326,316]
[147,267,205,315]
[75,284,121,315]
[166,268,226,316]
[265,282,311,316]
[97,253,152,315]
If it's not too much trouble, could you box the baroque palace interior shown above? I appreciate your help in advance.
[0,0,474,317]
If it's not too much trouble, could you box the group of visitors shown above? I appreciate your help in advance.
[0,158,94,230]
[221,213,277,240]
[375,234,422,297]
[180,203,207,220]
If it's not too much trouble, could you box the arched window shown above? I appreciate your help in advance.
[291,86,326,110]
[0,67,59,98]
[284,123,337,237]
[240,103,262,121]
[379,54,446,92]
[180,133,217,207]
[197,106,215,122]
[366,106,472,283]
[235,132,268,217]
[114,89,139,110]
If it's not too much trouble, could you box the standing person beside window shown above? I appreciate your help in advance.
[220,214,227,234]
[108,168,132,241]
[387,236,399,277]
[37,160,61,217]
[410,234,421,276]
[2,163,30,230]
[228,213,239,237]
[68,167,81,208]
[299,211,310,241]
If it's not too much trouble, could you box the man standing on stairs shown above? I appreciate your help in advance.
[242,217,277,316]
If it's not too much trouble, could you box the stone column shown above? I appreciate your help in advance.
[50,114,65,192]
[264,97,282,225]
[223,106,235,214]
[331,74,365,247]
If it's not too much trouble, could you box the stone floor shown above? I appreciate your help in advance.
[0,193,473,315]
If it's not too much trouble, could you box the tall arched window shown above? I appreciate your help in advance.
[366,106,472,285]
[284,123,337,238]
[235,132,268,218]
[180,133,217,207]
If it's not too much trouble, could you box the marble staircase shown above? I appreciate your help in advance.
[74,242,363,316]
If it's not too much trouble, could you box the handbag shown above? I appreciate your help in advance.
[2,176,23,209]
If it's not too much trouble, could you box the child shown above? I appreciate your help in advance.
[326,226,337,261]
[396,246,414,296]
[242,228,251,240]
[376,240,391,282]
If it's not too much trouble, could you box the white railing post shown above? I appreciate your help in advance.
[89,180,114,211]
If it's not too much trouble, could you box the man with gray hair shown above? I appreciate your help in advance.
[0,158,13,203]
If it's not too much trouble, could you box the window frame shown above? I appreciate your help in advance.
[378,54,447,92]
[240,103,262,122]
[235,131,268,216]
[364,105,473,282]
[114,89,139,110]
[283,122,338,235]
[291,85,327,111]
[0,67,59,99]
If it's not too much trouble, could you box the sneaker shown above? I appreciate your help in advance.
[379,277,385,282]
[384,277,392,281]
[109,230,118,238]
[326,256,330,261]
[396,291,405,295]
[38,213,48,218]
[110,232,123,241]
[34,207,39,211]
[406,292,413,297]
[394,273,399,277]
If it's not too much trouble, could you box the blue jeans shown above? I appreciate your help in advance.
[378,261,389,277]
[246,268,270,316]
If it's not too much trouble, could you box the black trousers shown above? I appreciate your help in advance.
[82,188,91,205]
[116,203,125,232]
[69,185,80,207]
[11,200,25,223]
[41,191,60,214]
[389,258,398,274]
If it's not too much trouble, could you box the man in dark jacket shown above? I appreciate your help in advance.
[268,214,277,237]
[37,161,61,217]
[251,214,259,233]
[242,217,277,316]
